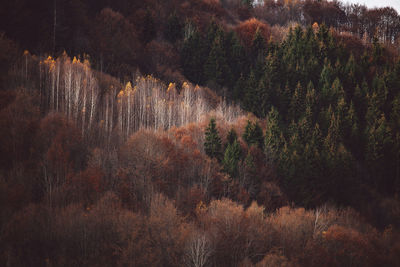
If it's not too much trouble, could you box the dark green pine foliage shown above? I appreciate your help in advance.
[183,18,400,205]
[344,54,357,95]
[365,92,395,192]
[226,31,247,85]
[204,35,231,87]
[204,118,222,160]
[205,20,223,51]
[251,29,267,69]
[223,140,241,178]
[181,26,206,84]
[288,82,305,121]
[255,76,271,118]
[243,71,258,113]
[264,107,283,163]
[242,120,264,149]
[305,81,317,121]
[233,74,246,101]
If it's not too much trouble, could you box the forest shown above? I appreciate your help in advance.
[0,0,400,266]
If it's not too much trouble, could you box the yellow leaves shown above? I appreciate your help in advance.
[125,81,133,93]
[182,81,190,90]
[43,56,56,71]
[167,82,176,92]
[23,50,29,56]
[118,90,124,98]
[72,56,80,64]
[312,22,319,32]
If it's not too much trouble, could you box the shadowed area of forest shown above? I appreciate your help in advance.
[1,0,400,266]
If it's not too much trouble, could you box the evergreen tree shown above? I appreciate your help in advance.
[243,70,258,112]
[255,76,270,118]
[289,82,305,121]
[204,118,222,160]
[227,31,247,83]
[319,60,334,89]
[365,113,393,190]
[233,74,246,101]
[204,36,231,87]
[205,20,223,51]
[222,140,241,177]
[305,81,317,120]
[243,120,264,149]
[264,107,283,163]
[181,26,206,84]
[251,29,266,65]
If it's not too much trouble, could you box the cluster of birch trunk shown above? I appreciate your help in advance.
[25,54,242,141]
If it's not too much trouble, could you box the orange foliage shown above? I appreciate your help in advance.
[236,18,271,48]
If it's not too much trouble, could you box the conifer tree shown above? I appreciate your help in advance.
[223,140,241,177]
[204,118,222,160]
[227,32,247,82]
[233,74,246,101]
[305,81,317,118]
[243,120,264,149]
[264,107,283,163]
[181,27,206,84]
[243,70,258,112]
[251,29,266,65]
[289,82,305,121]
[204,36,230,87]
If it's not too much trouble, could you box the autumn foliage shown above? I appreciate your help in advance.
[1,0,400,266]
[236,18,271,48]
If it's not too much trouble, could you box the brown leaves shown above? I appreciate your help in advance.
[236,18,271,48]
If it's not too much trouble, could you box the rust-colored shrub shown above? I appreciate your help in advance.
[236,18,271,48]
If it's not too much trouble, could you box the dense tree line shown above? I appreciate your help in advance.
[182,19,400,208]
[1,0,400,266]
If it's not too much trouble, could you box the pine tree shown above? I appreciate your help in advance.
[264,107,283,163]
[204,36,231,87]
[243,120,264,149]
[365,113,393,189]
[289,82,305,121]
[243,70,258,113]
[204,118,222,160]
[319,60,334,89]
[181,27,206,84]
[228,31,247,82]
[255,76,270,118]
[251,29,266,65]
[233,74,246,101]
[305,81,317,120]
[222,140,241,177]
